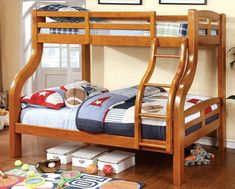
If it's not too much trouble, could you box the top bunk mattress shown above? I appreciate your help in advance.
[40,22,218,37]
[40,23,188,37]
[37,4,219,38]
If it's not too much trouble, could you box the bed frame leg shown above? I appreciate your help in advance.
[173,147,184,186]
[218,109,226,151]
[10,131,22,158]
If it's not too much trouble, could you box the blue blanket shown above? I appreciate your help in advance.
[76,86,164,133]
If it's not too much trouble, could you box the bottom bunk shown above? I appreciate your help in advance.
[20,85,220,150]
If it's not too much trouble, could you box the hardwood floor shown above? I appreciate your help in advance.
[1,128,235,189]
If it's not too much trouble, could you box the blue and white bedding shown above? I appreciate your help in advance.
[38,4,218,37]
[75,87,218,140]
[40,22,218,37]
[21,107,78,130]
[21,86,219,141]
[40,23,188,37]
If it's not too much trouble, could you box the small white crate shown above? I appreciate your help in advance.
[72,147,108,168]
[97,150,135,174]
[47,143,83,164]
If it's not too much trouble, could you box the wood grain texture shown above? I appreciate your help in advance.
[82,45,91,82]
[2,129,235,189]
[217,14,226,151]
[173,9,199,186]
[9,9,226,186]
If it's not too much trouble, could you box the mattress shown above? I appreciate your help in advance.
[40,23,218,37]
[40,23,188,37]
[21,92,219,141]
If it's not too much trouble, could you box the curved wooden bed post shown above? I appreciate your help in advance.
[173,9,198,186]
[9,11,45,158]
[173,10,226,186]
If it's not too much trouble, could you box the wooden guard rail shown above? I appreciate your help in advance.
[35,10,222,47]
[184,97,220,147]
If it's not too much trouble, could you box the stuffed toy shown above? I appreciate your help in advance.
[184,144,215,166]
[0,109,9,131]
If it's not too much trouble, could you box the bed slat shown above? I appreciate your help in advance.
[38,34,89,44]
[38,22,86,29]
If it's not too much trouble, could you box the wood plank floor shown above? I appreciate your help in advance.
[1,128,235,189]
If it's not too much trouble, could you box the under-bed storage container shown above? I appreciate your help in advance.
[97,150,136,174]
[47,143,83,164]
[72,146,108,167]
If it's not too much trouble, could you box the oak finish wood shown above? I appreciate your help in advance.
[9,9,226,186]
[3,129,235,189]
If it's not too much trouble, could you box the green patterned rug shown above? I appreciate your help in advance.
[3,165,144,189]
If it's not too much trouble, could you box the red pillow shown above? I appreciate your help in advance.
[21,88,65,110]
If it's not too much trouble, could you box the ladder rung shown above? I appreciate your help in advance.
[144,83,171,88]
[139,113,166,119]
[139,142,167,150]
[155,54,180,58]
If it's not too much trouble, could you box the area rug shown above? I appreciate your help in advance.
[3,165,144,189]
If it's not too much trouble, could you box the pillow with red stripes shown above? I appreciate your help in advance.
[21,87,65,110]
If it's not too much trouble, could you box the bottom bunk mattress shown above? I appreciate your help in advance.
[21,89,219,141]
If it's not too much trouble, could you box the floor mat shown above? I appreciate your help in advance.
[5,165,144,189]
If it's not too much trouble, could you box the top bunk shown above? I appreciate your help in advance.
[33,6,225,47]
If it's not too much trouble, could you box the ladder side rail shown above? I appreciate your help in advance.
[165,38,188,153]
[134,38,158,148]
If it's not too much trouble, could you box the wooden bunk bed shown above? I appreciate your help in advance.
[9,9,226,186]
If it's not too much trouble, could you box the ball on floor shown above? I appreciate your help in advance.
[27,170,35,177]
[21,164,29,171]
[102,164,113,175]
[15,160,23,167]
[85,164,98,175]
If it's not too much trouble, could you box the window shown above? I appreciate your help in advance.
[21,0,86,91]
[41,44,81,70]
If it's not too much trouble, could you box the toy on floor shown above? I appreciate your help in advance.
[0,168,8,179]
[14,160,22,167]
[35,159,61,173]
[27,170,36,177]
[185,144,215,166]
[23,176,45,188]
[85,164,98,175]
[57,171,80,188]
[0,175,25,189]
[21,164,29,171]
[0,109,9,131]
[102,164,113,175]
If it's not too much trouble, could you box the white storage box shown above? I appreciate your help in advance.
[72,147,108,168]
[97,150,135,174]
[47,143,83,164]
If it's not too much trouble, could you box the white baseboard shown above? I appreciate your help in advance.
[196,137,235,149]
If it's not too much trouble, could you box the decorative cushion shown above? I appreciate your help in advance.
[64,86,87,108]
[21,88,65,110]
[38,4,104,23]
[61,81,109,98]
[21,81,109,110]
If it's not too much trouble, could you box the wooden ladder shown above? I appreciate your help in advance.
[134,37,188,153]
